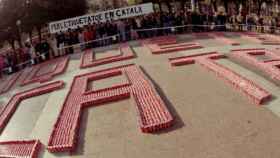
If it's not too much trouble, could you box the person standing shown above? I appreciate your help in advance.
[237,13,243,31]
[40,38,51,60]
[125,20,132,41]
[25,42,37,65]
[107,22,115,44]
[135,16,143,38]
[11,50,19,72]
[131,19,139,40]
[117,20,126,42]
[78,29,85,50]
[49,34,59,57]
[258,16,264,33]
[99,23,106,46]
[0,54,5,77]
[64,30,74,54]
[246,15,254,31]
[135,16,142,30]
[57,31,65,56]
[83,26,90,48]
[96,23,102,46]
[91,24,97,47]
[175,11,183,33]
[271,17,276,33]
[69,30,77,53]
[87,27,93,47]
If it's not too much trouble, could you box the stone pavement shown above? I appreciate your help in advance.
[1,32,280,158]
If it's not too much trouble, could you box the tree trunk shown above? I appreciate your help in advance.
[8,39,15,51]
[234,1,239,14]
[180,0,185,11]
[159,2,163,12]
[212,0,217,12]
[257,1,263,16]
[17,39,22,48]
[224,0,228,12]
[17,29,23,48]
[166,1,172,12]
[28,31,32,44]
[36,26,42,42]
[112,0,118,8]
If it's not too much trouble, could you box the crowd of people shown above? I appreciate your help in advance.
[1,9,280,75]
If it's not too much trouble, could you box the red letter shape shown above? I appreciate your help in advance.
[0,81,64,158]
[0,81,64,133]
[231,49,280,82]
[239,32,280,45]
[0,71,22,95]
[80,44,135,68]
[208,32,240,46]
[169,52,271,105]
[47,64,173,152]
[239,32,263,43]
[141,35,177,46]
[21,56,69,86]
[146,39,202,54]
[0,140,41,158]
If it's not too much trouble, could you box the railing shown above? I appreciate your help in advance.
[1,23,280,75]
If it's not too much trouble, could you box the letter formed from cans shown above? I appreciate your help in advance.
[80,44,135,68]
[20,56,69,86]
[230,48,280,83]
[0,62,174,156]
[0,81,65,158]
[0,71,22,95]
[47,64,174,153]
[142,36,203,54]
[169,52,271,105]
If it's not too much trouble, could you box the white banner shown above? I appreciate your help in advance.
[49,3,154,34]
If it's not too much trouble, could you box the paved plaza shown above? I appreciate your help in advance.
[1,32,280,158]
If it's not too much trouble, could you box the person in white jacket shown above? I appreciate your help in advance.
[48,35,59,57]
